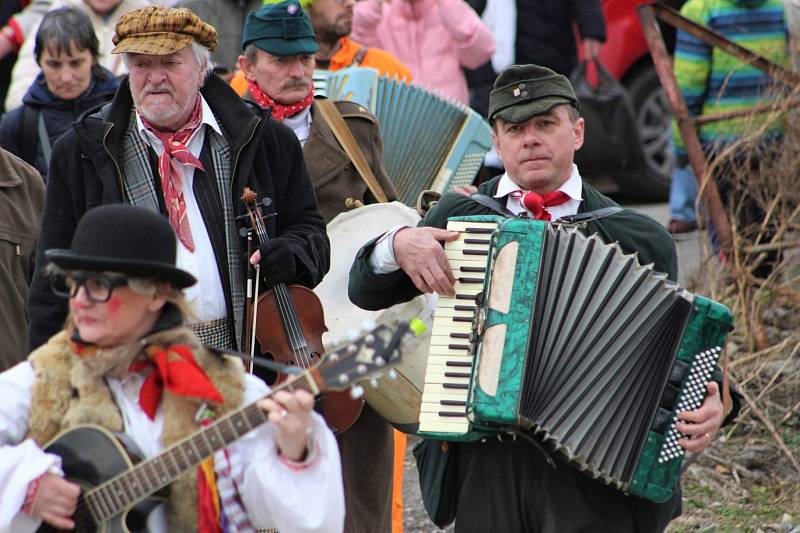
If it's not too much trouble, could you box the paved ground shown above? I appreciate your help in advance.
[399,200,709,531]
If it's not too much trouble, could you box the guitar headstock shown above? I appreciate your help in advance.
[316,322,410,392]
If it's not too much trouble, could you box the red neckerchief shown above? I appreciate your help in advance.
[510,190,571,221]
[129,344,224,420]
[139,97,205,252]
[247,78,314,121]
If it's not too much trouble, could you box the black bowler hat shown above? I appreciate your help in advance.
[46,205,196,289]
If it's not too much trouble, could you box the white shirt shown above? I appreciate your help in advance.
[0,361,345,533]
[283,107,313,147]
[368,166,584,273]
[493,164,583,219]
[135,97,227,323]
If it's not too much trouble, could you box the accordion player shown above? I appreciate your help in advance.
[347,63,741,532]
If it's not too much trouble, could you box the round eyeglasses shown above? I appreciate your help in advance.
[49,273,130,303]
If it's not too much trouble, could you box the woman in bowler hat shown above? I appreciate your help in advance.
[0,204,344,532]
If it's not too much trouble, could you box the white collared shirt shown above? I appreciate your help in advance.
[135,97,227,323]
[493,164,583,219]
[368,166,584,273]
[283,107,313,146]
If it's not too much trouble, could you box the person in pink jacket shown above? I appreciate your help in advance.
[351,0,494,105]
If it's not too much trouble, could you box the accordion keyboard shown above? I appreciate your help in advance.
[418,220,497,434]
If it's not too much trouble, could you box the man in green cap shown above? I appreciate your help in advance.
[347,64,740,531]
[237,3,398,532]
[237,0,396,222]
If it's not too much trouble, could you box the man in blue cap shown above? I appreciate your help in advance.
[237,3,398,532]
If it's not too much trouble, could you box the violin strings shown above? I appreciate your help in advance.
[253,216,314,369]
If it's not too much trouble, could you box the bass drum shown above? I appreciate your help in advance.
[315,202,435,433]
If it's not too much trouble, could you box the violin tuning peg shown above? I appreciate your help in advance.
[350,385,364,399]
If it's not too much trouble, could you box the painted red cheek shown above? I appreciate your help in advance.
[106,295,123,313]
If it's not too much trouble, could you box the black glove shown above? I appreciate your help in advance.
[257,238,297,287]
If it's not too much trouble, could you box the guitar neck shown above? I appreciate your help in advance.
[85,370,321,521]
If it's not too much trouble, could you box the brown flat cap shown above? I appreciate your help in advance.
[112,6,217,56]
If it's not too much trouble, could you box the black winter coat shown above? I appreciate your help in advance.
[0,67,118,180]
[515,0,607,76]
[27,74,330,350]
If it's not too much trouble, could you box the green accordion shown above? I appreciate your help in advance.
[417,216,733,503]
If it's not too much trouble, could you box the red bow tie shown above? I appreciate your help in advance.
[514,190,571,221]
[130,344,224,420]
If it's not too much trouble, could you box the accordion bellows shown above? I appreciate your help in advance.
[316,67,492,205]
[418,216,733,502]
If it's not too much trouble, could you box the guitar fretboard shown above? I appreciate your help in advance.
[84,373,318,523]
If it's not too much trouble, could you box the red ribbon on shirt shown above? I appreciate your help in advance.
[129,344,224,420]
[511,190,571,221]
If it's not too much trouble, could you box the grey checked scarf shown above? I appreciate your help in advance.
[120,108,245,349]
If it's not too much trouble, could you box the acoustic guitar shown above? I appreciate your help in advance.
[36,322,410,533]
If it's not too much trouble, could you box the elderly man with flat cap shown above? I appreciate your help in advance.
[237,3,398,531]
[348,65,741,532]
[27,5,330,354]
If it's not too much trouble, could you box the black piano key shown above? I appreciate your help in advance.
[450,332,470,339]
[457,277,484,284]
[448,344,470,350]
[452,316,473,323]
[443,383,469,390]
[446,361,472,367]
[464,227,494,234]
[454,305,476,312]
[456,294,478,300]
[444,372,471,378]
[438,411,467,417]
[440,400,467,406]
[459,266,486,273]
[464,238,490,245]
[462,250,489,256]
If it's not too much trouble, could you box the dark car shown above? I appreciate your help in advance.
[585,0,686,200]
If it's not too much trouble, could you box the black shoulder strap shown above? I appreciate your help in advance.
[353,45,368,66]
[554,206,623,225]
[22,106,39,166]
[467,193,514,217]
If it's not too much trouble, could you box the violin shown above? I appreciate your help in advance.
[241,187,363,433]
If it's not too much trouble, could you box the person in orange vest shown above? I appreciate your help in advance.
[230,0,411,96]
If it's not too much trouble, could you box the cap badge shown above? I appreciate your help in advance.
[512,87,521,97]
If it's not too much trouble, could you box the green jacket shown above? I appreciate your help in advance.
[349,176,678,309]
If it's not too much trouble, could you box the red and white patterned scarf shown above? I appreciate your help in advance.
[139,97,205,252]
[247,78,313,121]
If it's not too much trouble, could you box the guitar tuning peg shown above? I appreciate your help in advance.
[362,319,377,331]
[350,385,364,399]
[370,378,379,388]
[388,369,397,380]
[347,329,359,341]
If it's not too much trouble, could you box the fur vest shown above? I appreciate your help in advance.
[26,326,246,530]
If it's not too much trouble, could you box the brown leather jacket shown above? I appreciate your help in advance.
[0,148,44,370]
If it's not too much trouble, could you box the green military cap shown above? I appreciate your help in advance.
[488,64,579,124]
[241,0,318,57]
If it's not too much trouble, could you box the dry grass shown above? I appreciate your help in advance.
[669,83,800,531]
